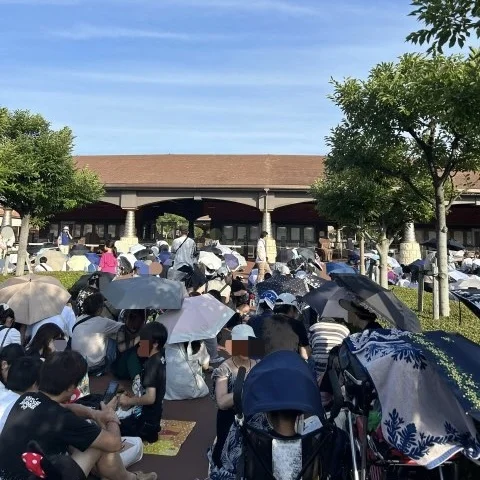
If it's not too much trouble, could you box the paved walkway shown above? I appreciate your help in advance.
[91,374,217,480]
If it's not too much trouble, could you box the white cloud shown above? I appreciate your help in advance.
[147,0,319,16]
[49,24,234,41]
[51,68,325,88]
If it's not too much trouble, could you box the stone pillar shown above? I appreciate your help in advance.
[1,208,12,227]
[115,209,139,254]
[262,210,272,237]
[399,222,421,265]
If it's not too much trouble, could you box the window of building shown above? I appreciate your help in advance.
[466,231,473,246]
[453,230,464,244]
[96,225,105,238]
[49,224,59,239]
[304,227,315,244]
[223,226,234,241]
[249,226,260,241]
[107,225,117,239]
[276,226,287,241]
[237,226,247,242]
[73,224,82,238]
[291,227,301,242]
[83,224,93,235]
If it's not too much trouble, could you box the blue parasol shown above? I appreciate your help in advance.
[242,350,323,417]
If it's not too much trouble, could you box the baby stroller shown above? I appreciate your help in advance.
[323,330,480,480]
[233,350,351,480]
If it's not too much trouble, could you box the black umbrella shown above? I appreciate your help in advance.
[422,238,465,251]
[410,331,480,421]
[256,274,308,297]
[199,245,224,257]
[305,273,328,290]
[450,288,480,319]
[134,248,151,260]
[303,282,354,320]
[297,247,316,262]
[69,272,115,299]
[333,273,421,332]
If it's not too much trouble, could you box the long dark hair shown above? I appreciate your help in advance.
[105,239,118,258]
[26,324,64,359]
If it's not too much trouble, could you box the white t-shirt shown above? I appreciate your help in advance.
[34,264,53,273]
[0,388,19,434]
[27,306,77,340]
[71,315,122,368]
[0,327,21,349]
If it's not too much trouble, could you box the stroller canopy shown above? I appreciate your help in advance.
[242,350,323,418]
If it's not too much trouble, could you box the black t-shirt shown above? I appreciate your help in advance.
[260,315,309,354]
[248,310,274,338]
[140,351,166,427]
[0,392,101,480]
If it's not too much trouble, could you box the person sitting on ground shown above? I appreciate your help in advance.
[0,344,25,417]
[260,294,310,360]
[71,292,123,375]
[0,305,21,348]
[248,293,275,338]
[225,302,250,330]
[118,323,167,443]
[0,350,156,480]
[309,317,350,385]
[209,325,259,469]
[0,356,43,433]
[34,256,54,273]
[26,323,65,360]
[164,340,210,401]
[27,304,77,343]
[111,310,145,381]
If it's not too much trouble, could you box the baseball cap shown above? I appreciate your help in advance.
[231,324,256,341]
[274,293,299,311]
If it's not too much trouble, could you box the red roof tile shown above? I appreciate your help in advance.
[74,154,325,189]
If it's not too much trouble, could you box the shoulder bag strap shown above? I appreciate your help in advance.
[72,315,95,334]
[0,326,12,350]
[174,236,189,253]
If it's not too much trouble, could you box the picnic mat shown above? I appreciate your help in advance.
[143,420,196,456]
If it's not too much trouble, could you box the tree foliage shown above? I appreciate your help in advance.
[407,0,480,53]
[156,213,204,239]
[327,52,480,314]
[0,108,104,274]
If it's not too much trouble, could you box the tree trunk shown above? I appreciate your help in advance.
[15,214,31,277]
[376,233,391,289]
[359,232,366,275]
[434,184,450,317]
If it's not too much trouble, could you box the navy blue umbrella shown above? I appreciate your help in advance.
[326,262,357,275]
[410,331,480,421]
[242,350,323,417]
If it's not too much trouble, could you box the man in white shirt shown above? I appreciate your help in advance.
[27,305,77,340]
[71,293,122,373]
[34,256,54,273]
[256,231,272,283]
[171,226,196,273]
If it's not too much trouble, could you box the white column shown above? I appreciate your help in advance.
[124,209,136,238]
[115,209,139,254]
[1,208,12,227]
[262,210,272,236]
[399,222,421,265]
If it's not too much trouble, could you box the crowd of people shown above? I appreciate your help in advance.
[1,226,462,480]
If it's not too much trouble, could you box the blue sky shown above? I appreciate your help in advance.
[0,0,423,155]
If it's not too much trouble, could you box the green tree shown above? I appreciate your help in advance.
[407,0,480,53]
[328,52,480,316]
[0,108,104,276]
[312,168,433,288]
[156,213,203,240]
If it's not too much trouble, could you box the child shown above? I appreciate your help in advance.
[118,322,167,443]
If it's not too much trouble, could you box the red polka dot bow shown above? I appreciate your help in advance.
[22,452,46,479]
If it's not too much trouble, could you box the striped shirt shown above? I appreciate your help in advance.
[309,322,350,379]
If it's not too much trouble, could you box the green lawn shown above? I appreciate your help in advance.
[391,286,480,344]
